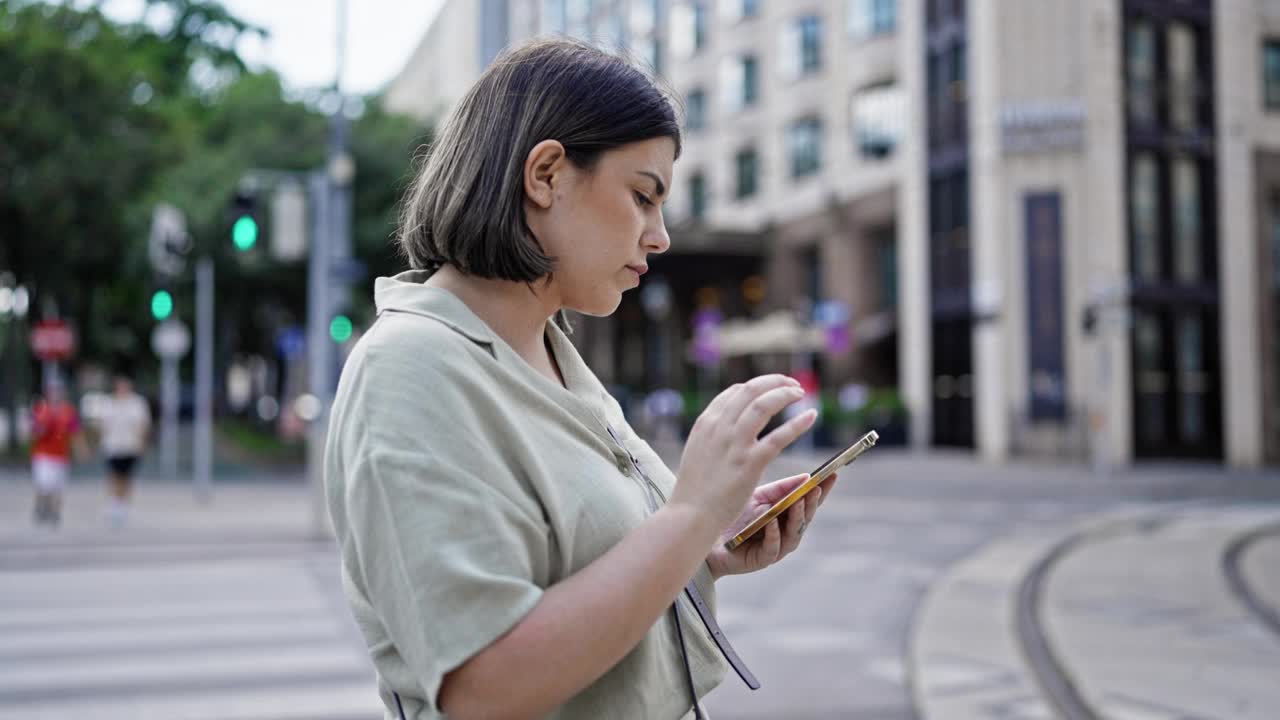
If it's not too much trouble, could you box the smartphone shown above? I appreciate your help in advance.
[723,430,879,551]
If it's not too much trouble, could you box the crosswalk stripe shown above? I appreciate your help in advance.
[0,616,346,659]
[0,549,385,720]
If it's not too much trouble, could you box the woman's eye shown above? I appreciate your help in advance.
[634,191,653,207]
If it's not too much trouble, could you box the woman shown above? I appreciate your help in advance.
[325,39,838,719]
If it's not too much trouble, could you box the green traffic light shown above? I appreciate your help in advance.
[232,214,258,251]
[151,290,173,320]
[329,314,353,343]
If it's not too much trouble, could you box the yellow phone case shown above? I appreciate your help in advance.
[723,430,879,551]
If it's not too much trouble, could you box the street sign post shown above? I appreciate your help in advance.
[151,319,190,480]
[30,320,75,362]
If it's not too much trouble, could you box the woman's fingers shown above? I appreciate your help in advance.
[719,374,799,422]
[756,407,818,461]
[759,517,782,564]
[803,487,821,525]
[781,497,807,555]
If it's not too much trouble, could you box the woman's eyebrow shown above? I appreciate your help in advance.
[635,171,666,198]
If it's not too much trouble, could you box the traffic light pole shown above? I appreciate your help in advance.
[306,169,334,539]
[194,257,214,502]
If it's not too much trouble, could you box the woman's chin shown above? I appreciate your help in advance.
[568,292,623,318]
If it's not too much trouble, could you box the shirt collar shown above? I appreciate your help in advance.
[374,270,496,348]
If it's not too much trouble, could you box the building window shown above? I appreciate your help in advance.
[1177,314,1206,442]
[1264,40,1280,109]
[1134,310,1168,445]
[631,0,658,36]
[686,88,707,130]
[671,2,707,58]
[636,36,662,74]
[1127,20,1157,126]
[875,227,897,309]
[721,0,759,22]
[788,117,823,178]
[734,147,758,199]
[693,2,708,52]
[848,0,896,40]
[542,0,566,33]
[689,172,707,219]
[851,82,904,159]
[721,54,759,110]
[1172,156,1202,283]
[566,0,591,37]
[781,15,823,78]
[1131,153,1161,282]
[1167,22,1197,132]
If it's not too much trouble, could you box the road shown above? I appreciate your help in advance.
[1,450,1277,719]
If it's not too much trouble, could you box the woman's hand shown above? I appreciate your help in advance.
[706,472,838,579]
[669,375,818,539]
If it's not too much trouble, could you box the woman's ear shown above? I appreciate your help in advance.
[524,139,567,209]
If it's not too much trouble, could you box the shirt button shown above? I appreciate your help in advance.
[616,457,631,474]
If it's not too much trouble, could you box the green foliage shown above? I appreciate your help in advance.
[0,0,430,373]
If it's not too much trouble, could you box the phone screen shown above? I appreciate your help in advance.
[723,430,879,551]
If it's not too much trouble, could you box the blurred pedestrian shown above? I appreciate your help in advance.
[325,39,836,720]
[96,370,151,528]
[29,378,82,528]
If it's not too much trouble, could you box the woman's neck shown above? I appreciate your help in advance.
[425,265,561,373]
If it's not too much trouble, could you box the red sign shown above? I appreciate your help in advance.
[31,320,76,361]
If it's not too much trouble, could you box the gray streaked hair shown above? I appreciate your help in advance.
[397,38,682,284]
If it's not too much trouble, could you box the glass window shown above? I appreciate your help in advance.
[848,0,896,40]
[721,0,759,22]
[788,117,823,178]
[542,0,567,33]
[686,88,707,131]
[1264,41,1280,109]
[693,2,708,52]
[1177,314,1205,443]
[1135,311,1167,444]
[1131,153,1161,282]
[735,148,758,199]
[1167,23,1197,132]
[800,15,822,73]
[851,82,904,159]
[631,0,658,35]
[1128,21,1157,125]
[689,172,707,219]
[1172,156,1201,283]
[636,35,663,74]
[742,55,759,105]
[876,227,897,308]
[782,15,823,78]
[671,3,695,58]
[566,0,591,37]
[721,55,759,110]
[1272,192,1280,289]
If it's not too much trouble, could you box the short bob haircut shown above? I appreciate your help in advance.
[397,39,682,283]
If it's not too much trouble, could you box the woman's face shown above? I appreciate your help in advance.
[525,137,674,317]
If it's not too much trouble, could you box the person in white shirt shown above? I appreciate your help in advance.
[97,372,151,527]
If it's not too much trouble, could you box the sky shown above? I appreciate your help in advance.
[94,0,446,95]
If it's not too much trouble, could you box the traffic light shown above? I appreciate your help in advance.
[230,191,259,252]
[329,314,353,343]
[151,289,174,321]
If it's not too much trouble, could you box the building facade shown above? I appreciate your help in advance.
[388,0,1278,467]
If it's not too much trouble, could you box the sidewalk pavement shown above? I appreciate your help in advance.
[910,505,1280,720]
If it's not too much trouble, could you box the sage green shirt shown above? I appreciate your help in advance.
[325,270,729,719]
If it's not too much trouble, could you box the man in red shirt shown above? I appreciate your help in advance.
[30,380,82,528]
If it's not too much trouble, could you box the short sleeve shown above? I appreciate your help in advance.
[344,446,547,710]
[331,324,551,712]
